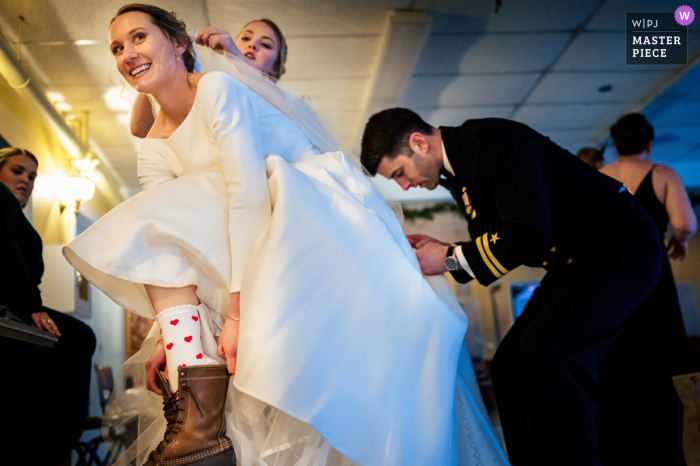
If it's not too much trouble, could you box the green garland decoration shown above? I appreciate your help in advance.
[402,189,700,223]
[402,202,462,222]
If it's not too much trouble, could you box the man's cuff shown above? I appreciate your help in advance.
[455,245,474,278]
[448,244,473,284]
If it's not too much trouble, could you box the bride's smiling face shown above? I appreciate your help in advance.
[109,11,186,93]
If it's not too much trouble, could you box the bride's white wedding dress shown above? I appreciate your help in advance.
[64,69,509,466]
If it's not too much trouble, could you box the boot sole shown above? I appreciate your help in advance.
[144,445,235,466]
[183,449,235,466]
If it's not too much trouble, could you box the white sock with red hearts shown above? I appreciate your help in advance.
[156,304,218,392]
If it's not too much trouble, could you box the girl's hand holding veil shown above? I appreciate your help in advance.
[218,292,241,374]
[195,27,246,60]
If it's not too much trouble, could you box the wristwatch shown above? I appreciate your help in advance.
[444,246,460,272]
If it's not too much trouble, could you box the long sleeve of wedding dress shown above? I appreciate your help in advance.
[200,74,271,293]
[137,142,177,189]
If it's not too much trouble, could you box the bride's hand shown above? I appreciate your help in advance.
[145,338,167,395]
[414,241,450,275]
[218,292,241,374]
[406,234,451,250]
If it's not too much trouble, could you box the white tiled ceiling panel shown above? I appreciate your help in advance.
[0,0,697,200]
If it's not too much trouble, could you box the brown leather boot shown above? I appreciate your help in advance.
[144,364,235,466]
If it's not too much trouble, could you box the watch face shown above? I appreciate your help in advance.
[445,256,459,271]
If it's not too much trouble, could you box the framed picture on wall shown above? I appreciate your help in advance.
[72,270,91,318]
[124,309,154,358]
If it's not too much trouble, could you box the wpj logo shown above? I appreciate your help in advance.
[626,6,692,65]
[631,18,660,28]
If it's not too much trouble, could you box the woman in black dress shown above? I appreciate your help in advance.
[0,147,96,465]
[598,113,698,464]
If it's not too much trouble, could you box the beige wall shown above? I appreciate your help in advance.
[670,233,700,335]
[0,74,121,244]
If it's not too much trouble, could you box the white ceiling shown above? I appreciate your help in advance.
[0,0,698,202]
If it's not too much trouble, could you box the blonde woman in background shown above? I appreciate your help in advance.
[0,147,96,465]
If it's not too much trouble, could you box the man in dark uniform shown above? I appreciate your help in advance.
[360,108,662,466]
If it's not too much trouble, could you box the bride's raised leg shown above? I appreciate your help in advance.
[143,284,235,466]
[145,284,220,391]
[145,284,199,314]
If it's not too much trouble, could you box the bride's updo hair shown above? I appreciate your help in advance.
[112,4,196,73]
[241,19,288,79]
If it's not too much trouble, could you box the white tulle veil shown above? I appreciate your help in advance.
[206,49,403,219]
[217,50,360,167]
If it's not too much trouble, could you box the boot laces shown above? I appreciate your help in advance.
[155,386,206,453]
[156,394,185,451]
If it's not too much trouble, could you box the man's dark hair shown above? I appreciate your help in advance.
[610,113,654,156]
[361,108,434,175]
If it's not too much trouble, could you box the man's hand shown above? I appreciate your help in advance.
[668,236,689,261]
[414,241,451,275]
[145,338,167,395]
[218,292,241,374]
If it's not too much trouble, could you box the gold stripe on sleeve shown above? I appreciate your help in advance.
[476,235,502,278]
[482,233,509,275]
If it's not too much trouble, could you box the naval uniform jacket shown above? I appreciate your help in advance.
[441,118,623,286]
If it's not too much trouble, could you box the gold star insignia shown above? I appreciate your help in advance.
[490,233,499,244]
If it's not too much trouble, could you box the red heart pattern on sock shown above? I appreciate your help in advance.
[159,307,208,390]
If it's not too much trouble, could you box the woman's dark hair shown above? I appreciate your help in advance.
[241,19,287,79]
[610,113,654,156]
[361,108,435,176]
[0,147,38,171]
[112,4,196,73]
[575,147,603,168]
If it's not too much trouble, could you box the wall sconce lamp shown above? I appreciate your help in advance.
[71,157,100,173]
[59,176,95,214]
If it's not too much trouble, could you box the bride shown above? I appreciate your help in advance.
[64,4,510,466]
